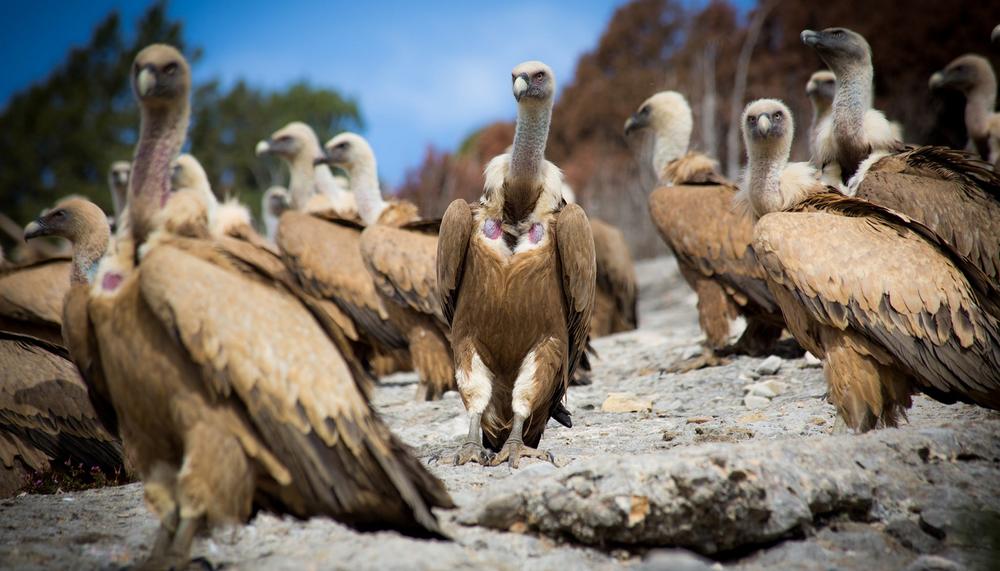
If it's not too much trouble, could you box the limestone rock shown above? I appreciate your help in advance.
[602,393,653,413]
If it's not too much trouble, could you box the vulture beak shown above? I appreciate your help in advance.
[255,140,271,157]
[929,71,944,90]
[314,154,331,167]
[137,67,156,97]
[115,172,128,186]
[801,29,820,47]
[624,113,647,136]
[513,74,529,102]
[757,115,772,137]
[993,24,1000,44]
[23,220,44,240]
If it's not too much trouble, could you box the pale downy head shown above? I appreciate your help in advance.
[263,186,290,218]
[171,153,212,195]
[24,197,110,245]
[992,24,1000,44]
[512,61,555,106]
[132,44,191,110]
[624,91,692,141]
[108,161,131,193]
[255,122,324,164]
[929,54,996,96]
[801,28,872,75]
[806,70,837,108]
[742,99,795,160]
[319,132,376,175]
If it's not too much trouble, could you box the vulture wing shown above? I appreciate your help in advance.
[436,200,474,326]
[62,285,119,438]
[753,194,1000,409]
[0,258,70,341]
[554,204,597,379]
[138,243,453,536]
[360,225,444,324]
[589,218,637,330]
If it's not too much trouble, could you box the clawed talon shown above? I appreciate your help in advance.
[489,439,554,469]
[454,442,493,466]
[667,350,731,373]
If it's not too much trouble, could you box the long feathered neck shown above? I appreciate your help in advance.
[111,183,127,221]
[129,104,189,246]
[288,149,320,211]
[831,59,873,165]
[653,121,691,181]
[345,151,386,226]
[509,101,551,190]
[71,225,111,285]
[965,76,997,140]
[746,141,795,219]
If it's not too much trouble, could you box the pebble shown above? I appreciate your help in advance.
[602,392,653,413]
[744,395,771,410]
[743,379,789,399]
[755,355,783,376]
[804,352,822,367]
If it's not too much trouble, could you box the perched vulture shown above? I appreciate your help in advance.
[806,70,836,165]
[929,53,1000,168]
[803,27,1000,286]
[0,255,69,345]
[319,132,454,400]
[108,161,131,222]
[438,61,594,468]
[625,91,789,370]
[256,121,357,217]
[741,98,1000,431]
[262,186,290,242]
[64,45,451,567]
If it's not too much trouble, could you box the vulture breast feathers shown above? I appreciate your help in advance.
[753,193,1000,409]
[851,145,1000,285]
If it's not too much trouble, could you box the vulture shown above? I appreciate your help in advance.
[994,24,1000,44]
[741,98,1000,431]
[806,70,836,164]
[108,161,131,222]
[929,54,1000,168]
[437,61,595,467]
[262,186,290,242]
[624,91,789,370]
[319,132,455,400]
[64,44,451,567]
[0,254,69,345]
[803,27,1000,285]
[256,122,357,217]
[561,184,637,337]
[0,198,123,497]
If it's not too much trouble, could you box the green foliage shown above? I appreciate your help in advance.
[0,2,363,232]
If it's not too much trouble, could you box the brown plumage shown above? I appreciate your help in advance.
[64,45,451,567]
[929,53,999,166]
[587,218,637,336]
[438,61,594,468]
[0,257,69,345]
[626,91,787,369]
[742,98,1000,432]
[320,132,454,401]
[0,331,123,497]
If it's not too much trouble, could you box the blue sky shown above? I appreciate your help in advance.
[1,0,729,188]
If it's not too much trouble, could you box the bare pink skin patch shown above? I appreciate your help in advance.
[483,218,502,240]
[101,271,124,292]
[529,222,544,244]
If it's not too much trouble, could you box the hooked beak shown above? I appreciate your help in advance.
[929,71,945,90]
[757,115,772,137]
[624,113,647,136]
[137,67,156,97]
[513,74,529,102]
[801,29,820,48]
[23,220,44,241]
[255,140,271,157]
[314,153,331,167]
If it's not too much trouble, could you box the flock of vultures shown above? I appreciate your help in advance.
[1,23,1000,568]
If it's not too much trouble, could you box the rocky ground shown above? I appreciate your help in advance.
[2,257,998,570]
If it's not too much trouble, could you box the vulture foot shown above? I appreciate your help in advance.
[489,438,554,469]
[453,442,493,466]
[668,349,731,373]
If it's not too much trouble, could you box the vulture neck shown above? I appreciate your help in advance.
[746,143,795,219]
[71,226,111,286]
[964,80,997,141]
[507,101,551,208]
[288,152,320,211]
[346,155,386,226]
[831,60,873,177]
[652,122,690,183]
[129,104,189,247]
[111,184,127,220]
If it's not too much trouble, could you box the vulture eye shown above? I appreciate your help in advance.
[833,30,845,37]
[52,209,66,219]
[277,135,291,143]
[534,72,545,80]
[773,111,783,120]
[337,142,349,150]
[163,62,178,75]
[639,106,649,115]
[748,116,756,124]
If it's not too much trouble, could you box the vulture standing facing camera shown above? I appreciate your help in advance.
[803,27,1000,286]
[929,53,1000,168]
[741,98,1000,432]
[64,44,451,567]
[805,70,836,164]
[107,161,131,223]
[438,61,595,468]
[625,91,789,371]
[319,132,455,400]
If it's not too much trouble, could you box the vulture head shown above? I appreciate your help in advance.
[929,54,996,95]
[801,28,871,74]
[132,44,190,109]
[108,161,131,193]
[24,197,109,245]
[806,70,837,107]
[993,24,1000,44]
[624,91,692,140]
[255,122,323,164]
[511,61,555,106]
[318,132,375,174]
[171,153,212,195]
[263,186,290,218]
[742,99,795,159]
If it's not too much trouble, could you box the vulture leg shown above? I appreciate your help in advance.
[454,412,492,466]
[451,346,493,466]
[488,414,554,469]
[409,325,456,401]
[668,277,734,372]
[821,328,912,432]
[726,316,785,357]
[668,349,731,373]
